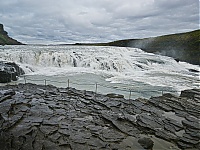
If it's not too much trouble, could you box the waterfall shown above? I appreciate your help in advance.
[0,45,199,91]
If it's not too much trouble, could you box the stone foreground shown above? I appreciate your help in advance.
[0,83,199,150]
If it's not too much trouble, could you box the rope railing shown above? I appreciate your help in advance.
[70,81,94,86]
[46,80,65,84]
[21,75,181,99]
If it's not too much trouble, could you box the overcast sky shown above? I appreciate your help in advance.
[0,0,199,44]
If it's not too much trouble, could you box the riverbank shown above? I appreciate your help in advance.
[0,83,199,150]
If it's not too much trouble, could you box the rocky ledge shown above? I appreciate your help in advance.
[0,84,199,150]
[0,61,25,83]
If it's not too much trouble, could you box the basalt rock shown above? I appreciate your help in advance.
[5,62,25,76]
[0,84,199,150]
[180,89,200,99]
[138,137,154,150]
[0,61,25,83]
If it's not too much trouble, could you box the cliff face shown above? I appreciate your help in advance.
[0,24,22,45]
[107,30,200,65]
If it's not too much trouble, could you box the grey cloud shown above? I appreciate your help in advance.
[155,0,192,9]
[0,0,199,44]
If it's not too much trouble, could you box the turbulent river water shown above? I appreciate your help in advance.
[0,45,199,99]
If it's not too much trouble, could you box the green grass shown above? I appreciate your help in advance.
[0,34,22,45]
[0,24,22,45]
[81,30,200,65]
[0,34,7,44]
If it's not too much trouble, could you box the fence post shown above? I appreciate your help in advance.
[95,83,98,94]
[24,76,26,84]
[44,79,46,86]
[67,79,70,94]
[162,90,163,95]
[67,79,69,89]
[129,90,131,100]
[94,83,98,99]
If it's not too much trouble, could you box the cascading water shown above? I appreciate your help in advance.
[0,45,199,98]
[0,45,147,71]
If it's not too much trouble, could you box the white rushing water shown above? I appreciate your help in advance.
[0,45,199,99]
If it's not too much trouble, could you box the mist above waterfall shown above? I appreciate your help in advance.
[129,37,156,51]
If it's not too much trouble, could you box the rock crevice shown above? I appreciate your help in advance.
[0,84,199,150]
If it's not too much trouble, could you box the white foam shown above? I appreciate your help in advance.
[0,45,199,92]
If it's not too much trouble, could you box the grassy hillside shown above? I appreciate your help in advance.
[0,24,22,45]
[76,30,199,65]
[107,30,200,65]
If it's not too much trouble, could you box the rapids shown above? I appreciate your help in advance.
[0,45,199,98]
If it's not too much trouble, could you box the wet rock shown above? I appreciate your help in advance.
[180,89,200,99]
[182,133,200,143]
[176,141,194,149]
[0,90,16,104]
[87,136,107,148]
[0,70,12,83]
[42,140,59,150]
[69,133,90,144]
[185,115,199,123]
[3,89,16,96]
[179,136,199,145]
[0,61,24,83]
[0,131,13,149]
[5,62,25,76]
[164,123,177,133]
[0,84,199,150]
[106,93,124,98]
[136,113,164,130]
[155,129,177,141]
[100,128,125,142]
[0,94,12,103]
[149,97,173,111]
[182,119,200,130]
[0,114,4,127]
[105,100,122,107]
[163,118,183,132]
[11,136,26,150]
[185,128,200,139]
[40,125,58,135]
[112,119,140,136]
[138,137,154,150]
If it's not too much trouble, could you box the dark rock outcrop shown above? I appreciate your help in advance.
[0,24,22,45]
[0,24,8,35]
[180,89,200,99]
[0,84,199,150]
[0,61,25,83]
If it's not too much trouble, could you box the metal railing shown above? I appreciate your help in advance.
[19,75,181,100]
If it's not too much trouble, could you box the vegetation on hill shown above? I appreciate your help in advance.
[107,30,200,65]
[77,30,199,65]
[0,24,22,45]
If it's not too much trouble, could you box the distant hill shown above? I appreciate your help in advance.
[107,30,200,65]
[77,30,200,65]
[0,24,22,45]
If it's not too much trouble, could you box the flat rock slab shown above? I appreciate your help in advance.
[0,83,199,150]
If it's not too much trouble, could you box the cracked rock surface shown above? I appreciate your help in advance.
[0,83,199,150]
